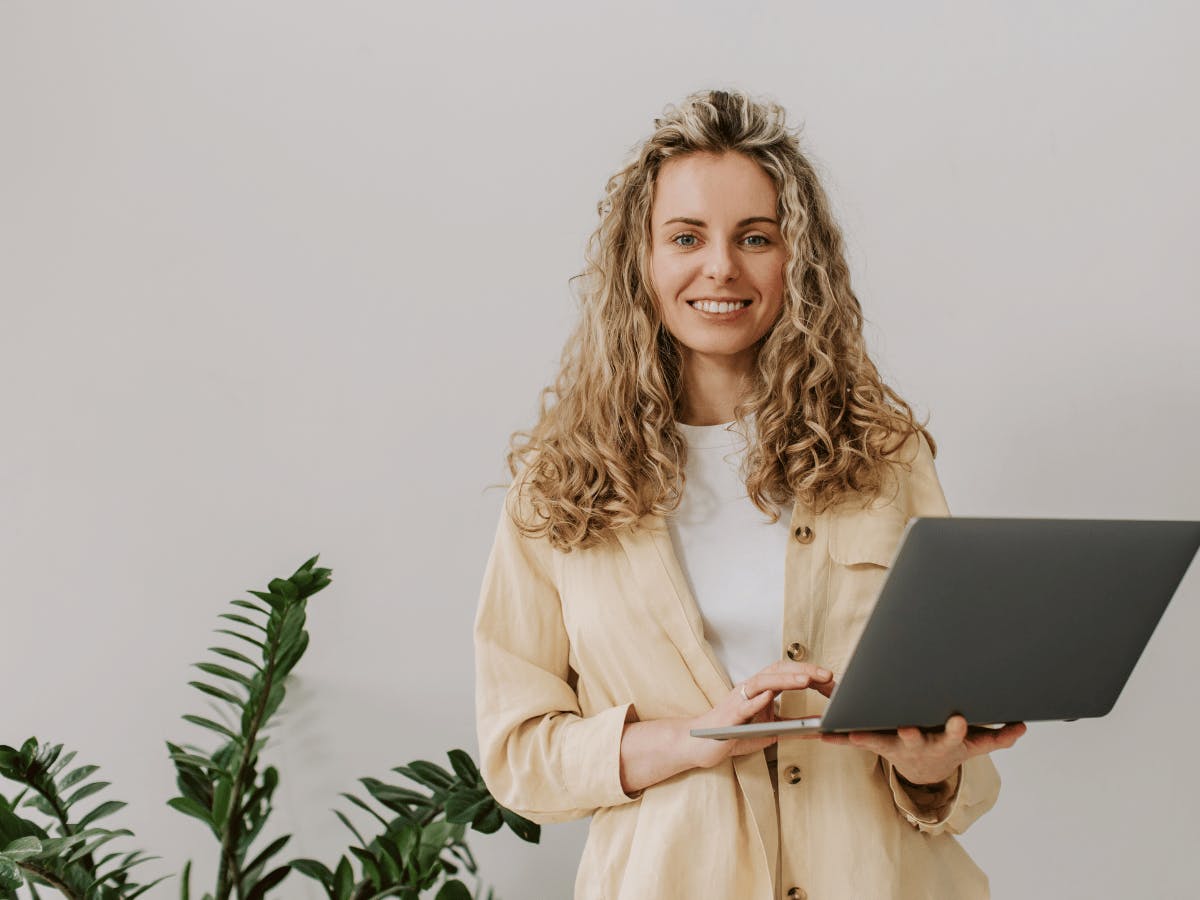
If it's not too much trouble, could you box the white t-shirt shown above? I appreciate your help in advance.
[667,411,794,688]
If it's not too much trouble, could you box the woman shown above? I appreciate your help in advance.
[474,88,1025,899]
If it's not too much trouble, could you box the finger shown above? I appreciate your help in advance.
[740,686,777,712]
[989,722,1027,748]
[964,722,1026,754]
[807,676,838,699]
[732,735,778,755]
[755,660,836,683]
[742,670,824,698]
[897,726,923,748]
[940,715,968,748]
[848,731,893,754]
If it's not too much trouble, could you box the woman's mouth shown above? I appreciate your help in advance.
[687,298,752,321]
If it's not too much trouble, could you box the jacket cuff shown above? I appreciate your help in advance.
[884,760,964,832]
[561,701,643,806]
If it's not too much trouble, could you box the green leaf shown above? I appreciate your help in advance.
[211,777,232,830]
[65,826,134,863]
[245,864,290,900]
[76,799,125,829]
[333,856,353,900]
[375,844,403,882]
[1,835,40,857]
[181,858,192,900]
[229,598,269,615]
[218,612,268,632]
[188,681,243,705]
[434,878,471,900]
[0,858,20,892]
[337,792,391,830]
[393,761,453,792]
[268,578,298,600]
[181,715,239,741]
[245,590,284,612]
[333,809,366,847]
[46,747,76,779]
[471,805,502,834]
[208,646,262,670]
[348,846,382,887]
[193,662,253,689]
[167,796,213,828]
[63,780,110,807]
[259,682,286,723]
[360,779,432,812]
[499,806,540,843]
[215,628,265,651]
[446,750,480,788]
[443,791,490,825]
[58,763,100,791]
[124,874,173,899]
[243,833,290,880]
[288,858,334,889]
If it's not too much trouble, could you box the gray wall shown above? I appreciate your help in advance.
[2,2,1196,897]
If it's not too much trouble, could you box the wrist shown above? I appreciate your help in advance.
[619,717,706,796]
[678,716,711,770]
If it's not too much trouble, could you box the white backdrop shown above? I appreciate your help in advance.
[2,2,1197,898]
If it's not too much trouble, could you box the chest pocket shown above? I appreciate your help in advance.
[824,504,912,670]
[829,504,911,567]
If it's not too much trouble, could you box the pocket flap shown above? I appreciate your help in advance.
[828,505,911,567]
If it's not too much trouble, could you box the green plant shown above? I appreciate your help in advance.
[1,555,538,899]
[287,749,539,899]
[0,742,165,899]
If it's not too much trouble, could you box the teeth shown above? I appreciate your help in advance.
[690,300,749,313]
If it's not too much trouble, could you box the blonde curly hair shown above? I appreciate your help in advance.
[496,87,937,553]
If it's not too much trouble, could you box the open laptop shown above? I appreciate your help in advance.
[691,516,1200,740]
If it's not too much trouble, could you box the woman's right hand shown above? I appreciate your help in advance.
[686,660,837,770]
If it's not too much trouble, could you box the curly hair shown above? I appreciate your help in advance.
[495,87,937,553]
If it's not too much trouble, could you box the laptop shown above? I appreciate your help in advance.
[690,516,1200,740]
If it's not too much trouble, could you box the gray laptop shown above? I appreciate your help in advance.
[691,517,1200,739]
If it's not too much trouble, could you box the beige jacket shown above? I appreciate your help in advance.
[474,431,1003,899]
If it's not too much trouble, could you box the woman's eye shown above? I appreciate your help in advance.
[670,233,770,248]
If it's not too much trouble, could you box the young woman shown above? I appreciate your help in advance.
[474,88,1025,900]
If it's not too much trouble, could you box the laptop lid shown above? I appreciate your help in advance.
[819,516,1200,733]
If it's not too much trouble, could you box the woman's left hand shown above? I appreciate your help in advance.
[818,715,1027,786]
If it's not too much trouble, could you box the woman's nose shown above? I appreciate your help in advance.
[704,242,739,282]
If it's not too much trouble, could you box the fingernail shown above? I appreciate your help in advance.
[817,667,832,678]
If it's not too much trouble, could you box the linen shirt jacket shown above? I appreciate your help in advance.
[474,431,1003,899]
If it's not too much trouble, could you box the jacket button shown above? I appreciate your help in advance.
[788,888,807,900]
[793,524,814,544]
[786,765,802,785]
[786,642,808,661]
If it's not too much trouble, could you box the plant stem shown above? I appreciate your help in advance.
[213,625,282,899]
[16,861,75,899]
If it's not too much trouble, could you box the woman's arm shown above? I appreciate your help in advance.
[618,717,695,796]
[474,483,643,825]
[620,664,834,794]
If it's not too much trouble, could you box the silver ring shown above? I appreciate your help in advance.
[740,682,751,702]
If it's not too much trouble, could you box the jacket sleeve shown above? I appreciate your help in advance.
[880,429,1004,836]
[473,479,642,825]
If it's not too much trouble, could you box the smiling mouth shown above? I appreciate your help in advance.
[687,299,752,314]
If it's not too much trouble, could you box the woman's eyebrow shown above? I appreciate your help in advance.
[660,215,779,228]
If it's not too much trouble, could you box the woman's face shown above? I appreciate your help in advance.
[648,151,787,364]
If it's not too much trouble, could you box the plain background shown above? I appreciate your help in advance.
[3,2,1197,897]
